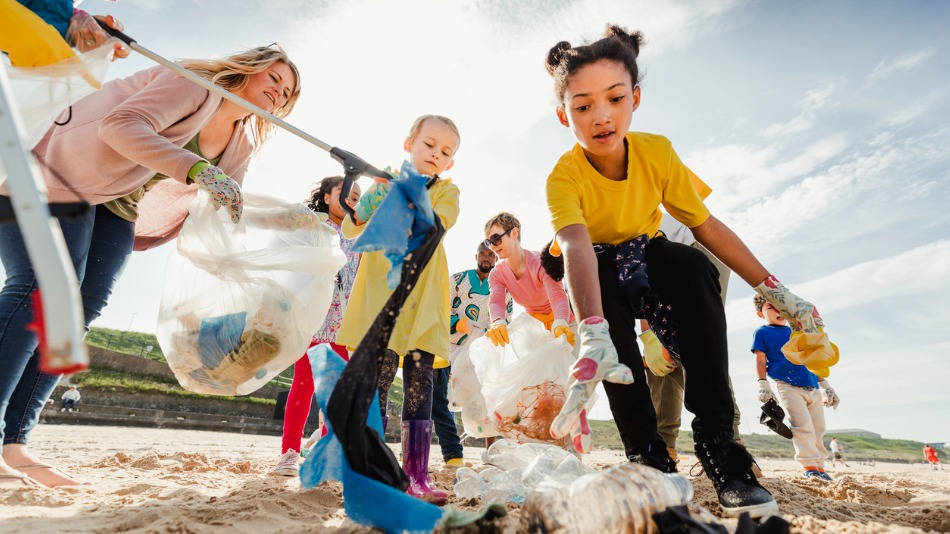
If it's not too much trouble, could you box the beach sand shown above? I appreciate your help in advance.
[1,424,947,533]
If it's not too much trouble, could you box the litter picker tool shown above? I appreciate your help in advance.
[95,20,390,217]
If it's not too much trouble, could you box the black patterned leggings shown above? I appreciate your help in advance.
[377,349,434,421]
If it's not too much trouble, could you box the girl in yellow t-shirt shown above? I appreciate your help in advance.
[335,115,460,505]
[542,24,832,519]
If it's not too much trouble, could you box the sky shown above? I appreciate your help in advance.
[39,0,950,443]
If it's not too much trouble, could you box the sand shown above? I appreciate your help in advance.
[0,424,947,533]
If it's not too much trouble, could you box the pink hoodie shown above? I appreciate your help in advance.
[16,66,254,250]
[488,249,572,324]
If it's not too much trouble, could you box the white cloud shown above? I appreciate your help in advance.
[759,82,838,137]
[868,47,936,82]
[725,240,950,333]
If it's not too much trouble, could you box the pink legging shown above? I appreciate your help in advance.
[281,340,348,453]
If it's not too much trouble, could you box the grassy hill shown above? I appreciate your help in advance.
[589,419,934,463]
[83,328,936,462]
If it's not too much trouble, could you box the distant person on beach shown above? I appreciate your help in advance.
[754,295,840,481]
[829,437,849,468]
[59,386,80,412]
[923,444,940,470]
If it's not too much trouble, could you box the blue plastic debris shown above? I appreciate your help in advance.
[352,161,436,290]
[299,344,443,534]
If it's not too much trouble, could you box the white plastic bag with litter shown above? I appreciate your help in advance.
[157,192,345,395]
[448,338,497,438]
[469,313,578,445]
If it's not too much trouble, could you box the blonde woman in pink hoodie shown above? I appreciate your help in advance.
[0,46,299,487]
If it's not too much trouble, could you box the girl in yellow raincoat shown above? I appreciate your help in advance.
[336,115,459,505]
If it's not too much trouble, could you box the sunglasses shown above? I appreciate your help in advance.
[484,227,513,247]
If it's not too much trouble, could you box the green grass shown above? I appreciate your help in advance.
[85,327,296,389]
[73,368,275,406]
[85,327,165,361]
[84,328,934,462]
[588,419,933,463]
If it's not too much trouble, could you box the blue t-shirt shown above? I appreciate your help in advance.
[751,324,819,388]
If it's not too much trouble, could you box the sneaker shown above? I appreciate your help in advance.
[803,469,824,480]
[271,450,300,477]
[818,471,833,482]
[695,433,778,518]
[444,458,466,468]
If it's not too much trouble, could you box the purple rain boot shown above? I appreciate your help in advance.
[400,419,448,505]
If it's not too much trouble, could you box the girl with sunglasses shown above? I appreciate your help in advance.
[482,212,574,347]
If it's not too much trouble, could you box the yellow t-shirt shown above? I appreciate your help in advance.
[546,132,711,245]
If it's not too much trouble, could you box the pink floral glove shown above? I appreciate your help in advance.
[189,161,242,223]
[754,275,839,377]
[754,275,823,332]
[550,317,633,453]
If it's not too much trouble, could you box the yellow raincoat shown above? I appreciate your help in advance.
[336,178,459,369]
[0,0,75,67]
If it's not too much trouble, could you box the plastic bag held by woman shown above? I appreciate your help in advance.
[157,192,345,395]
[470,313,581,446]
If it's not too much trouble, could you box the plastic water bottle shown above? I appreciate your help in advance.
[521,463,694,533]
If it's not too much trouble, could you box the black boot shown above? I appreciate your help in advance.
[694,432,777,518]
[628,437,677,473]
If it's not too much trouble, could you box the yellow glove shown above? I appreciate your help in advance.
[485,321,509,347]
[640,330,676,376]
[782,329,839,378]
[455,316,472,335]
[551,319,575,346]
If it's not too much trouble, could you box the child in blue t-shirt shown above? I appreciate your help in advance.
[753,295,840,481]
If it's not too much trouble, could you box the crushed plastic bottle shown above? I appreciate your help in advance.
[458,439,594,504]
[521,463,694,534]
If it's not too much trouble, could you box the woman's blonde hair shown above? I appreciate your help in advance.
[179,45,301,147]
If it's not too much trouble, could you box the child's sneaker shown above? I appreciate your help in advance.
[271,450,300,477]
[444,458,466,468]
[802,469,824,480]
[818,470,833,481]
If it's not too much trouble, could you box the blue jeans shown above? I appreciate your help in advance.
[0,204,133,445]
[432,366,463,461]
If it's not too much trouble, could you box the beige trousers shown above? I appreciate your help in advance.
[774,380,827,468]
[648,241,740,448]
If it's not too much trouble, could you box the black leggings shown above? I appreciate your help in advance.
[377,349,434,421]
[599,237,735,457]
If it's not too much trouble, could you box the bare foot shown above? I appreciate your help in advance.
[2,444,82,487]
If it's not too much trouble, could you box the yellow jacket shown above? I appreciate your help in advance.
[336,178,459,369]
[0,0,75,67]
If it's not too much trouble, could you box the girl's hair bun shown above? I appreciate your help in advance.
[545,41,573,75]
[605,24,644,58]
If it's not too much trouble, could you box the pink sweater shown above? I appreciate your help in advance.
[19,66,254,250]
[488,249,572,324]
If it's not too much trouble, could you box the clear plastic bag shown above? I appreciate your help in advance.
[157,192,345,395]
[469,313,578,445]
[3,44,114,147]
[448,338,498,438]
